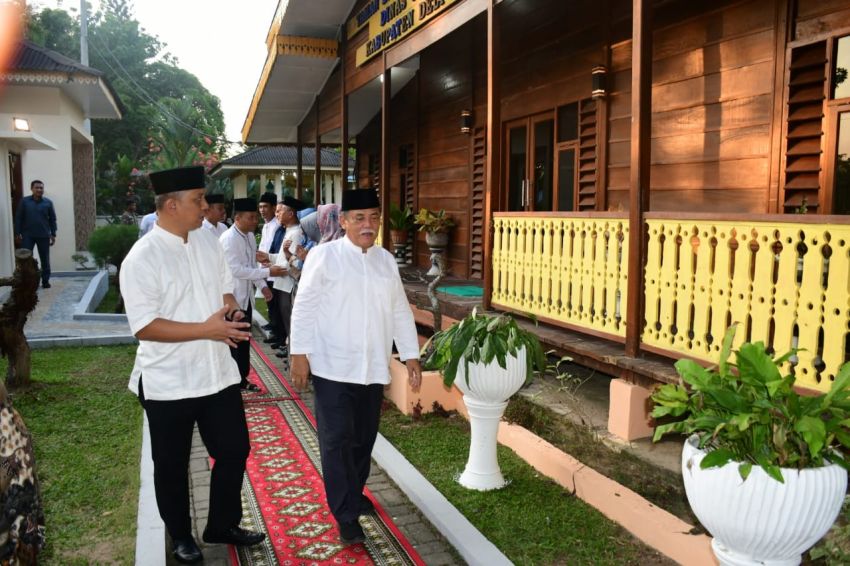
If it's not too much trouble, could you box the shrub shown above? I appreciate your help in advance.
[87,224,138,273]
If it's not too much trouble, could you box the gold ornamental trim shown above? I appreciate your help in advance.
[276,36,338,60]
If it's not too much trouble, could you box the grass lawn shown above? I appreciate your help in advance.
[504,396,694,523]
[379,407,673,565]
[254,297,269,320]
[94,276,121,314]
[1,345,142,565]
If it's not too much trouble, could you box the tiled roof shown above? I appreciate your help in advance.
[217,146,354,169]
[11,40,104,76]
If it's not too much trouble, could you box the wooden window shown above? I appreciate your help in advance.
[503,99,597,212]
[781,40,827,213]
[823,33,850,213]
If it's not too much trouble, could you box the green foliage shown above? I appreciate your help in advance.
[422,309,546,388]
[25,0,227,215]
[651,325,850,482]
[87,224,138,272]
[379,408,667,564]
[414,207,455,233]
[389,203,414,231]
[0,345,142,563]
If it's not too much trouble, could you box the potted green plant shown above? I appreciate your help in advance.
[414,207,455,248]
[651,326,850,565]
[422,309,546,490]
[389,203,414,246]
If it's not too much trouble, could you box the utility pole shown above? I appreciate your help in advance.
[80,0,90,133]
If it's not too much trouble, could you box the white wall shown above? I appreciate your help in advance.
[0,140,13,278]
[0,85,92,273]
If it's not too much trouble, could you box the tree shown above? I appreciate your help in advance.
[25,0,228,215]
[0,250,39,388]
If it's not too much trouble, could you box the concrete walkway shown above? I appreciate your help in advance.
[16,271,135,348]
[173,333,484,566]
[8,271,501,564]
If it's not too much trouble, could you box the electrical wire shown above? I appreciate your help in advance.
[88,37,244,148]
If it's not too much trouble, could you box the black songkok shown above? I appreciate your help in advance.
[259,192,277,205]
[282,196,308,212]
[341,189,380,212]
[233,198,257,212]
[148,166,205,195]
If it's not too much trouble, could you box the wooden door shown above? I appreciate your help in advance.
[504,112,555,211]
[8,152,22,231]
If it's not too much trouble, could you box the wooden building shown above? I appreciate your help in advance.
[243,0,850,435]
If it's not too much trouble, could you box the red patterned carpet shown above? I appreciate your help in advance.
[228,342,424,566]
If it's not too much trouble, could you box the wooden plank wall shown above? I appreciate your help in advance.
[607,0,777,212]
[412,26,479,277]
[795,0,850,43]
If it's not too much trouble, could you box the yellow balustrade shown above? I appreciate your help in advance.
[642,215,850,391]
[491,213,629,339]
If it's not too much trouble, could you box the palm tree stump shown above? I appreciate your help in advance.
[0,250,40,389]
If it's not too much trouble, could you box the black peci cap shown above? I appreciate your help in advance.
[341,189,380,212]
[148,166,206,195]
[233,198,257,212]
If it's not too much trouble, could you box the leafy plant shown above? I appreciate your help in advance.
[389,203,414,231]
[414,208,455,233]
[422,309,546,388]
[651,325,850,483]
[88,224,138,272]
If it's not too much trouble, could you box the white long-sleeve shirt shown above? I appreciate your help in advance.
[202,218,227,238]
[258,216,280,254]
[289,235,420,385]
[120,224,240,400]
[270,224,303,293]
[220,225,268,310]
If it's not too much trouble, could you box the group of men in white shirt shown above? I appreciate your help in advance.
[121,165,423,557]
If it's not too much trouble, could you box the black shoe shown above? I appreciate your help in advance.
[264,336,282,344]
[338,520,365,545]
[359,495,375,515]
[240,382,261,393]
[41,281,51,289]
[202,525,266,546]
[172,537,203,564]
[262,324,274,331]
[275,350,288,359]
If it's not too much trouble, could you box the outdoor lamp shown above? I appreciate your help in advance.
[12,117,29,131]
[460,109,472,134]
[591,66,607,99]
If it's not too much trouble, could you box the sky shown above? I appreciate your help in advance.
[30,0,279,147]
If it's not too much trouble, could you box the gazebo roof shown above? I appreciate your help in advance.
[210,145,354,178]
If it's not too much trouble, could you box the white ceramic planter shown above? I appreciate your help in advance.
[454,348,527,491]
[682,435,847,566]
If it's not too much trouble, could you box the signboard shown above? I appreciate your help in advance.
[349,0,460,67]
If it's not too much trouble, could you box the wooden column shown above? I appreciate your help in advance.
[767,0,794,213]
[381,54,392,251]
[596,0,611,212]
[482,0,500,310]
[296,137,304,199]
[340,29,349,194]
[315,100,322,207]
[625,0,652,358]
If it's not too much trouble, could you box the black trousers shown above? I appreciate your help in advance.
[274,289,293,344]
[139,380,250,539]
[312,376,384,524]
[21,235,50,284]
[266,280,282,337]
[229,305,253,383]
